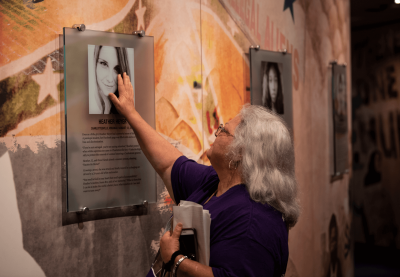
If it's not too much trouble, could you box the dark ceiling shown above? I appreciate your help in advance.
[351,0,400,30]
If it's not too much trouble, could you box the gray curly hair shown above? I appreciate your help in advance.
[227,105,300,228]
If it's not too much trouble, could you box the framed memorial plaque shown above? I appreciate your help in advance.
[330,62,348,177]
[63,27,156,215]
[249,48,293,131]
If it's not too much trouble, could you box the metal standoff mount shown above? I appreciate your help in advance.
[193,81,202,89]
[132,200,148,210]
[77,207,89,214]
[72,24,86,31]
[250,45,260,50]
[280,49,287,54]
[134,30,145,37]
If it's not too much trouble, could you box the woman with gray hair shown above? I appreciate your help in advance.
[109,73,300,277]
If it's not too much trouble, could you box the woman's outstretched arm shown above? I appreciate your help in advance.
[108,73,182,204]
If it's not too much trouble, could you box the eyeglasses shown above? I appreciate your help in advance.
[215,124,234,137]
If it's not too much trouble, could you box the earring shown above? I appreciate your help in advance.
[229,160,238,170]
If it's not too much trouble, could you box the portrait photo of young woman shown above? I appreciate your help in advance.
[88,45,134,114]
[334,73,347,122]
[261,62,284,115]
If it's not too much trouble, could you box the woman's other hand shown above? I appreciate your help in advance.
[108,73,136,118]
[160,223,183,264]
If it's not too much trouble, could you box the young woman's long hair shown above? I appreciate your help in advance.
[263,63,284,114]
[93,46,131,114]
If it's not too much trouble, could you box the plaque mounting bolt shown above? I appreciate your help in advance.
[250,45,260,50]
[134,30,145,37]
[143,200,148,208]
[72,24,86,31]
[78,207,89,214]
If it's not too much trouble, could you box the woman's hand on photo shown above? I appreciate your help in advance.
[108,73,136,118]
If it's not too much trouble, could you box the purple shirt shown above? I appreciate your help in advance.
[171,156,288,277]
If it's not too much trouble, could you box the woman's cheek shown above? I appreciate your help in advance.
[96,65,107,80]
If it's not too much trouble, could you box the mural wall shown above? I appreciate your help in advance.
[0,0,353,276]
[351,23,400,249]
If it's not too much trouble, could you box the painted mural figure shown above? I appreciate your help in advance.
[364,151,382,186]
[262,62,284,114]
[89,45,132,114]
[361,150,397,246]
[109,73,300,276]
[326,214,343,277]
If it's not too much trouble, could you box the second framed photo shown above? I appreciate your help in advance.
[249,48,293,131]
[331,62,348,176]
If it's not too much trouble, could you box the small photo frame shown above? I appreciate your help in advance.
[249,48,293,131]
[331,62,348,177]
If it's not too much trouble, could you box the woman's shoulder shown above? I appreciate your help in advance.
[173,156,217,175]
[171,156,219,204]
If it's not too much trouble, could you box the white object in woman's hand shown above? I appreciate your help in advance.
[108,72,136,118]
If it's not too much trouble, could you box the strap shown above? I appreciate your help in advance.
[172,255,188,277]
[163,250,183,272]
[203,189,218,206]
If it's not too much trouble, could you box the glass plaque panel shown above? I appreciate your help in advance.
[64,28,156,212]
[249,48,293,131]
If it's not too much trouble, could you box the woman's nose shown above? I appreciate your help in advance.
[106,70,117,83]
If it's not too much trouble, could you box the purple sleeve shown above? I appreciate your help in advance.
[171,156,217,204]
[211,237,276,277]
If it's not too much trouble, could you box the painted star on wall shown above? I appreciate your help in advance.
[31,57,63,104]
[135,0,146,31]
[283,0,296,22]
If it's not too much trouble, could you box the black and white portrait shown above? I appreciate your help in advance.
[88,45,134,114]
[333,72,347,133]
[250,49,292,130]
[261,62,284,114]
[331,64,348,174]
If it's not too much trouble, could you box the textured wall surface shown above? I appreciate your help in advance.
[0,0,352,276]
[291,1,353,276]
